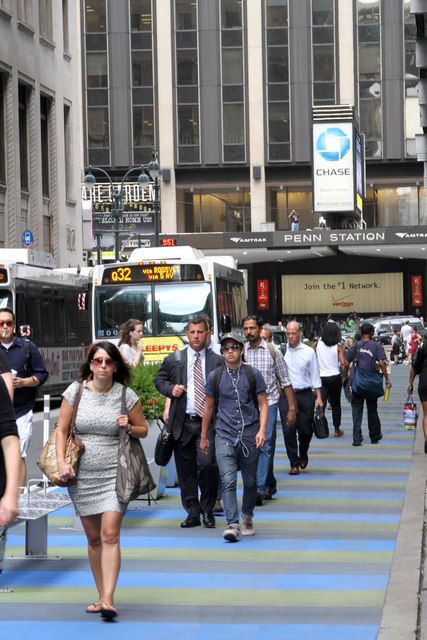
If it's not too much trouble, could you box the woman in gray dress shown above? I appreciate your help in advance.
[56,341,148,620]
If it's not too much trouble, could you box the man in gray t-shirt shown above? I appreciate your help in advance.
[201,333,267,543]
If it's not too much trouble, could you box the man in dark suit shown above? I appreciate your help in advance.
[155,316,223,528]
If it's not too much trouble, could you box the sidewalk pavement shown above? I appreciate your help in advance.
[378,388,427,640]
[0,364,426,639]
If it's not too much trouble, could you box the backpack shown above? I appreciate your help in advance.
[212,363,259,409]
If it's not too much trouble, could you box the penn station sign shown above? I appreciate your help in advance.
[156,226,427,251]
[271,227,427,248]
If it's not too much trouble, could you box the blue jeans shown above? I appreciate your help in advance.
[215,435,259,525]
[256,403,278,494]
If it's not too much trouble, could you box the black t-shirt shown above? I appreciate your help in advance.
[0,350,10,374]
[0,376,18,499]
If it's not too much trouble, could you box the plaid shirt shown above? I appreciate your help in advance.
[244,339,292,405]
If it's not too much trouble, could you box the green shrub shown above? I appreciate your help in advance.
[129,362,166,421]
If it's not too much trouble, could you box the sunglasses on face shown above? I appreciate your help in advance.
[0,320,13,327]
[221,344,241,352]
[91,356,115,367]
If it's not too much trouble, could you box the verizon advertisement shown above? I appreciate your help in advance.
[282,273,403,315]
[313,121,355,213]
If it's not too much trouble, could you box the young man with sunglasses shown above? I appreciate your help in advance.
[0,308,48,489]
[201,333,268,542]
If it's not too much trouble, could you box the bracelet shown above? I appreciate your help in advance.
[126,424,133,436]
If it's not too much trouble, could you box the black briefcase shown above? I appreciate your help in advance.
[154,417,174,466]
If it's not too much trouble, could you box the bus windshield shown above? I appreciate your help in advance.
[95,282,212,338]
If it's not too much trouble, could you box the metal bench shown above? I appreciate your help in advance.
[14,479,72,558]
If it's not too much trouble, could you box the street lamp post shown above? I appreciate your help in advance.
[84,150,161,262]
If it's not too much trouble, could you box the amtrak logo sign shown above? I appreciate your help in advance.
[312,121,355,213]
[316,127,350,162]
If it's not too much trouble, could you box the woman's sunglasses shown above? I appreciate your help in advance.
[91,356,115,367]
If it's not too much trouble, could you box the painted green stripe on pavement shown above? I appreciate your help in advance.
[5,546,392,563]
[46,516,397,532]
[0,585,385,607]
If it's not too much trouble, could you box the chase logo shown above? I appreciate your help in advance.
[316,127,350,162]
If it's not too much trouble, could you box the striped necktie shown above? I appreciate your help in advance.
[193,352,205,417]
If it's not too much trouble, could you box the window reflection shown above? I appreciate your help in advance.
[311,0,335,105]
[96,285,152,338]
[357,0,382,158]
[155,283,212,335]
[177,188,251,232]
[266,188,312,230]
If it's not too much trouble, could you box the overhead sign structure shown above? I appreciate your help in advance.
[282,273,403,315]
[313,120,365,216]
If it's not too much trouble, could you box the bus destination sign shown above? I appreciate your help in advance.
[102,264,204,284]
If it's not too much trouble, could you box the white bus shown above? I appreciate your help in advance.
[91,246,247,360]
[0,249,92,396]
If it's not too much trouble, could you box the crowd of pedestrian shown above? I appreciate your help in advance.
[2,303,427,624]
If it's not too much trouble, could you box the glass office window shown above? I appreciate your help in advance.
[85,0,106,32]
[130,0,151,31]
[177,188,251,232]
[311,0,336,105]
[357,0,382,158]
[220,0,245,163]
[266,187,312,230]
[130,0,155,164]
[175,0,200,164]
[85,0,109,165]
[265,0,290,161]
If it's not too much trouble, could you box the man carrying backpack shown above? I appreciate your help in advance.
[200,333,268,542]
[243,316,296,504]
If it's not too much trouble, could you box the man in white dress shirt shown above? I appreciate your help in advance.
[279,321,323,475]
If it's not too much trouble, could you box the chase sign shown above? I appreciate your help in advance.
[313,121,355,214]
[316,127,350,162]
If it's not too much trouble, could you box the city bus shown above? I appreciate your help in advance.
[91,246,247,360]
[0,249,92,396]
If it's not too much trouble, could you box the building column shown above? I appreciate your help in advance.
[5,71,19,246]
[247,0,266,232]
[338,0,355,106]
[28,83,42,249]
[156,0,176,234]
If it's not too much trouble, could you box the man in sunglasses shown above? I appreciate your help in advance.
[0,308,48,489]
[155,315,223,529]
[201,333,268,542]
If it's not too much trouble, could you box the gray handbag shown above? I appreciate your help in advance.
[116,386,155,504]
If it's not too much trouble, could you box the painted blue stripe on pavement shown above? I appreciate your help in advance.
[0,621,379,640]
[5,533,396,551]
[0,570,388,590]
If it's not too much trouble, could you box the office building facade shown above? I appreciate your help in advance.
[81,0,427,319]
[0,0,83,265]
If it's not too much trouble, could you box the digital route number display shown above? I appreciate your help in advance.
[102,263,204,284]
[0,268,8,283]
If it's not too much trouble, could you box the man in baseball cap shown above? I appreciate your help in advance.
[200,332,267,542]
